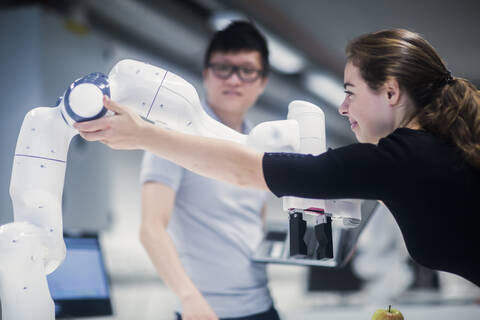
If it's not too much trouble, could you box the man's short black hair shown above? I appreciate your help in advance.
[204,21,269,77]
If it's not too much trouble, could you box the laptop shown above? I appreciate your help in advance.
[47,233,113,318]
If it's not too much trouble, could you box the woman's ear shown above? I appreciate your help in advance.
[384,78,401,106]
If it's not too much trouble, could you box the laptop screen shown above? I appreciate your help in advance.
[47,234,113,317]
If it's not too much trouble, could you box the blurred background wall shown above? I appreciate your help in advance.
[1,1,479,319]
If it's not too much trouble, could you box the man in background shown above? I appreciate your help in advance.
[139,21,280,320]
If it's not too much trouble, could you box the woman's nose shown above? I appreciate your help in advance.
[338,99,348,116]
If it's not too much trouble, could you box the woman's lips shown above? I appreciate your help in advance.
[350,120,358,130]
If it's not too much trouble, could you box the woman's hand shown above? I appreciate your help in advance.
[73,96,149,150]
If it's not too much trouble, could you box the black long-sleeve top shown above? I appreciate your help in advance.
[263,128,480,286]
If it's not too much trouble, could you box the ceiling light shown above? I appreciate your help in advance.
[208,10,246,30]
[303,71,345,108]
[265,33,305,74]
[209,11,306,74]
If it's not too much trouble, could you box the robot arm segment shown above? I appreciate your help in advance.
[108,59,248,144]
[1,106,77,320]
[10,106,77,273]
[0,222,55,320]
[59,59,302,153]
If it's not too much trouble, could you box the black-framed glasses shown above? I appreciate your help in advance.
[208,63,264,83]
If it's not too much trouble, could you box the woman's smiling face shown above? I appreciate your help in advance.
[339,60,397,144]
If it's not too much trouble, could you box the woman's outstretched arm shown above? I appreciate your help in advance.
[74,96,269,190]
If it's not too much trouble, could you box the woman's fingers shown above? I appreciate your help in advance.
[78,129,107,142]
[74,117,110,133]
[103,95,126,114]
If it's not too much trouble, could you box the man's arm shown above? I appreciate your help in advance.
[140,182,218,320]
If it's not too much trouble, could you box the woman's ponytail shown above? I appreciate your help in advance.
[419,78,480,168]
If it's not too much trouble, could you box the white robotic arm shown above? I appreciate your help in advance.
[0,59,360,320]
[106,61,361,257]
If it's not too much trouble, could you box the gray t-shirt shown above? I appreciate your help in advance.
[139,104,273,318]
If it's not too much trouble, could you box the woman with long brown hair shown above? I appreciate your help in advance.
[75,29,480,286]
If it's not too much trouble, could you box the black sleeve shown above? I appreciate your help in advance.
[262,137,406,201]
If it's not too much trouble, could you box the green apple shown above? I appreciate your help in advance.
[372,305,404,320]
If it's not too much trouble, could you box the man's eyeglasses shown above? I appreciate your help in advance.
[208,63,264,83]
